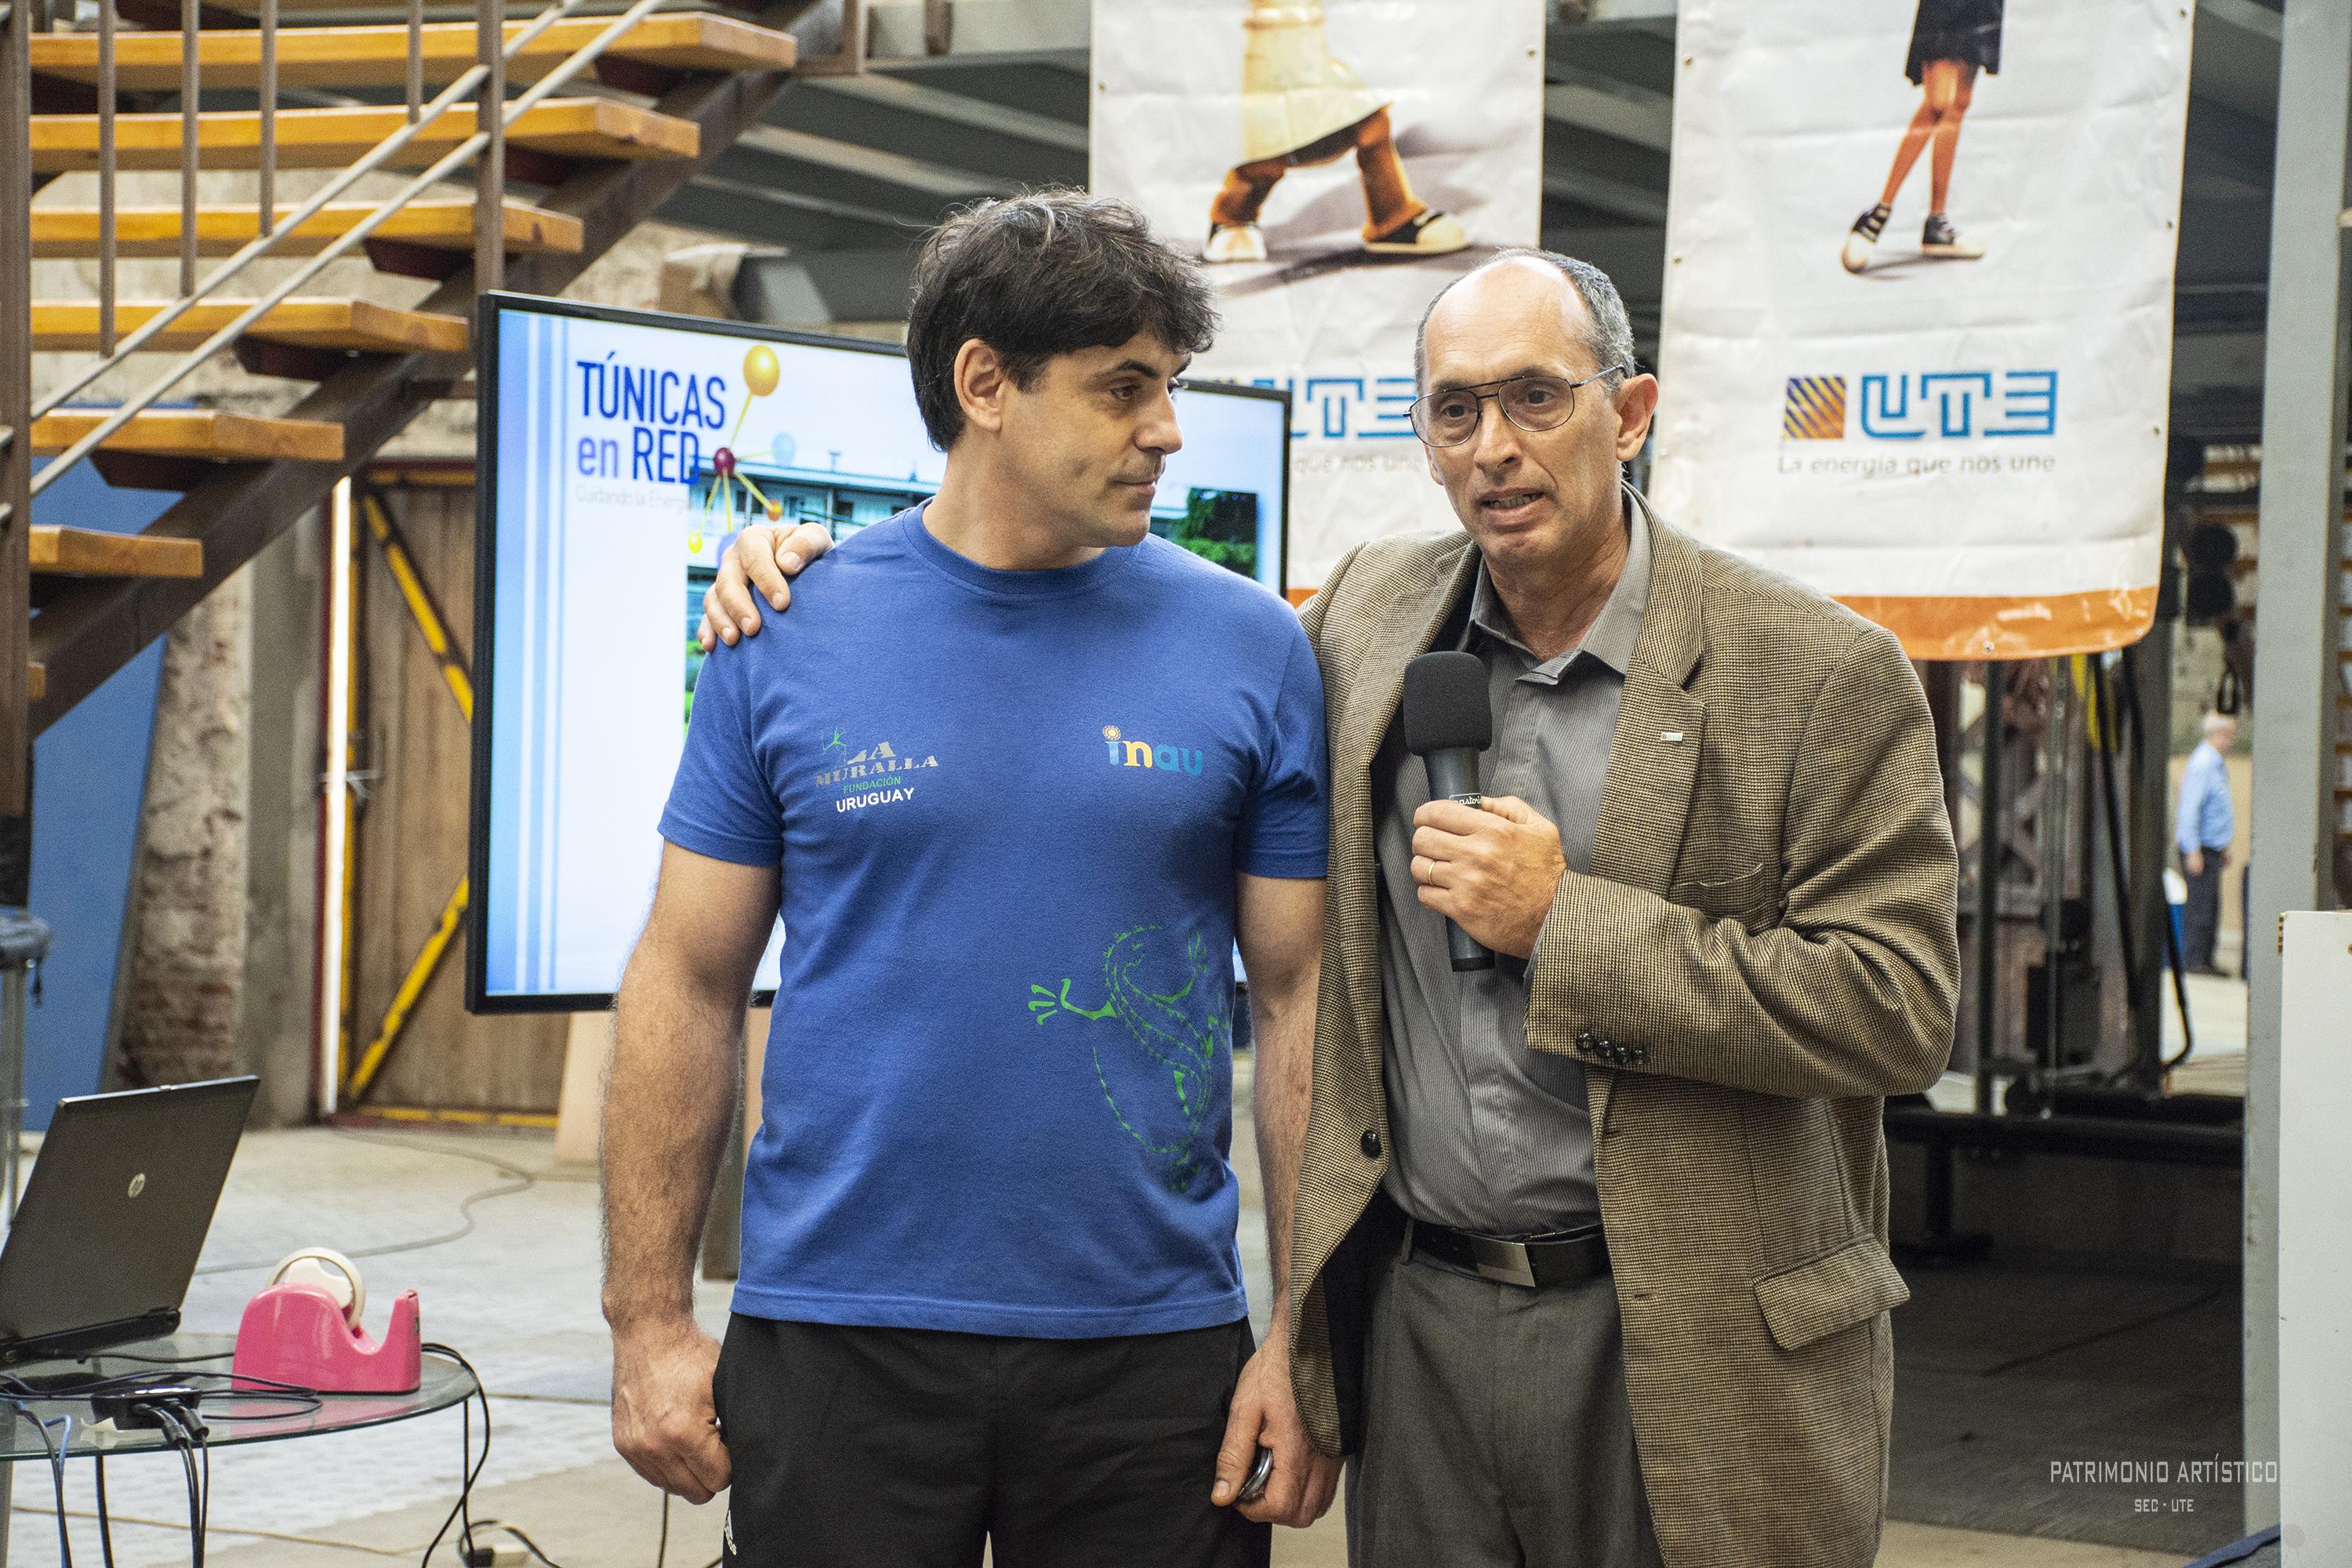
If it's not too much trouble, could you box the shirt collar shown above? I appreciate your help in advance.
[1467,492,1652,678]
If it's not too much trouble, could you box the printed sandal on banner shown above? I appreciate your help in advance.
[1363,209,1468,257]
[1203,223,1268,263]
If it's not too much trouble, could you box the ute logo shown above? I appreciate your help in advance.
[1102,725,1203,777]
[816,730,939,813]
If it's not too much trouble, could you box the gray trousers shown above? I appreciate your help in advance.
[1345,1247,1664,1568]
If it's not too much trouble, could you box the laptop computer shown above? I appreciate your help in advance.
[0,1076,259,1367]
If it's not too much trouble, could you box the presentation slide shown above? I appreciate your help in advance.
[470,295,1291,1009]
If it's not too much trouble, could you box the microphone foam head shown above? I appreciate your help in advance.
[1400,651,1492,755]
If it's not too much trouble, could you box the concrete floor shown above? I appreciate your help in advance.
[1889,1263,2241,1555]
[5,1068,2244,1567]
[2162,968,2249,1098]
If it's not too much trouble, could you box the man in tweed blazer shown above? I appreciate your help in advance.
[1282,252,1960,1566]
[689,245,1959,1565]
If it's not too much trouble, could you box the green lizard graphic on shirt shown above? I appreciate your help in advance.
[1029,924,1227,1196]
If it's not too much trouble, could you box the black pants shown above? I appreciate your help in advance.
[712,1313,1271,1568]
[2182,851,2225,971]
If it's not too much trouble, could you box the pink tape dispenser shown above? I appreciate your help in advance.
[233,1248,422,1394]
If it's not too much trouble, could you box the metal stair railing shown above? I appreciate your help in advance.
[4,0,802,811]
[30,0,677,496]
[24,0,665,499]
[11,0,818,766]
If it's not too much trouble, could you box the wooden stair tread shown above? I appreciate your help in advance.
[31,526,205,579]
[31,408,345,463]
[32,298,469,354]
[29,14,795,91]
[31,198,581,257]
[32,99,699,173]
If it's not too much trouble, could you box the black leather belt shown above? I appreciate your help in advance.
[1405,1214,1610,1289]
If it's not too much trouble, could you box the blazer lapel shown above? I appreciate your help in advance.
[1331,535,1481,1071]
[1331,537,1479,785]
[1591,503,1706,898]
[1585,503,1707,1134]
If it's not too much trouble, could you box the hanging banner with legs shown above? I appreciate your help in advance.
[1092,0,1547,594]
[1650,0,2191,659]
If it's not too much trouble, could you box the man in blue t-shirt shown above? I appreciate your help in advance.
[603,194,1337,1566]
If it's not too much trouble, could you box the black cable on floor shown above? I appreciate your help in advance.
[153,1403,208,1568]
[191,1131,538,1279]
[2,1364,325,1422]
[96,1453,118,1568]
[417,1343,492,1566]
[476,1522,569,1567]
[3,1394,74,1567]
[1974,1284,2230,1378]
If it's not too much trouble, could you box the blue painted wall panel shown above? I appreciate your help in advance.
[23,464,176,1129]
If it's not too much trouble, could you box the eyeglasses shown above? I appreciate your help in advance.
[1406,368,1628,448]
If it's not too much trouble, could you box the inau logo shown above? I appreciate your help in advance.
[1102,725,1203,776]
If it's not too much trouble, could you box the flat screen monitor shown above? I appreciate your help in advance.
[467,292,1293,1011]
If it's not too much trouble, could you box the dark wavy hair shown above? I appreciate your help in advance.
[906,191,1219,450]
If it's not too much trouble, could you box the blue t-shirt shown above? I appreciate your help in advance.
[659,508,1329,1338]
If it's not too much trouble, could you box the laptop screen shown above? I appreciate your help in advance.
[0,1076,257,1363]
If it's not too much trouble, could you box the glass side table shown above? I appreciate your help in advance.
[0,1333,480,1565]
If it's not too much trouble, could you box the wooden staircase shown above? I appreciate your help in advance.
[31,97,703,171]
[27,13,796,90]
[2,0,818,789]
[31,198,584,259]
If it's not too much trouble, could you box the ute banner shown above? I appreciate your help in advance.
[1651,0,2191,658]
[1091,0,1548,596]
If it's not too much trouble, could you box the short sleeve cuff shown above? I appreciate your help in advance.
[1242,844,1328,880]
[659,814,781,868]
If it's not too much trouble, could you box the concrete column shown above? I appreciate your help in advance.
[240,510,325,1127]
[118,571,253,1087]
[2244,0,2352,1532]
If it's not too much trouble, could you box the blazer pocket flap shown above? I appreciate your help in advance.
[1674,859,1778,930]
[1752,1236,1910,1352]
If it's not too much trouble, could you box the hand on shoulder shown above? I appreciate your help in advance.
[695,521,836,651]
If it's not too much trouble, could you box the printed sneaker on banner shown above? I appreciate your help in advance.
[1922,212,1986,260]
[1840,203,1890,274]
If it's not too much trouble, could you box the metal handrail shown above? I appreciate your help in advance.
[27,0,597,436]
[96,0,114,354]
[178,0,197,296]
[27,0,673,497]
[257,0,276,235]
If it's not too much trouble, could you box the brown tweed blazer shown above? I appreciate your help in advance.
[1286,495,1960,1568]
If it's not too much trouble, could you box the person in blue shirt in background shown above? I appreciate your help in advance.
[2176,710,2238,977]
[599,192,1339,1567]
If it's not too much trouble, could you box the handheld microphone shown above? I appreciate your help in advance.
[1401,651,1494,973]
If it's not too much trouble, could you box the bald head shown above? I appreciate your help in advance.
[1414,249,1638,390]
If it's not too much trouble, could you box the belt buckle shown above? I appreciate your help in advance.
[1466,1235,1539,1288]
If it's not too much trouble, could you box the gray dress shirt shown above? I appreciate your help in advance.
[1374,503,1652,1236]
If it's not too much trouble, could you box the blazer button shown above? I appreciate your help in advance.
[1360,1130,1383,1160]
[1630,1044,1650,1066]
